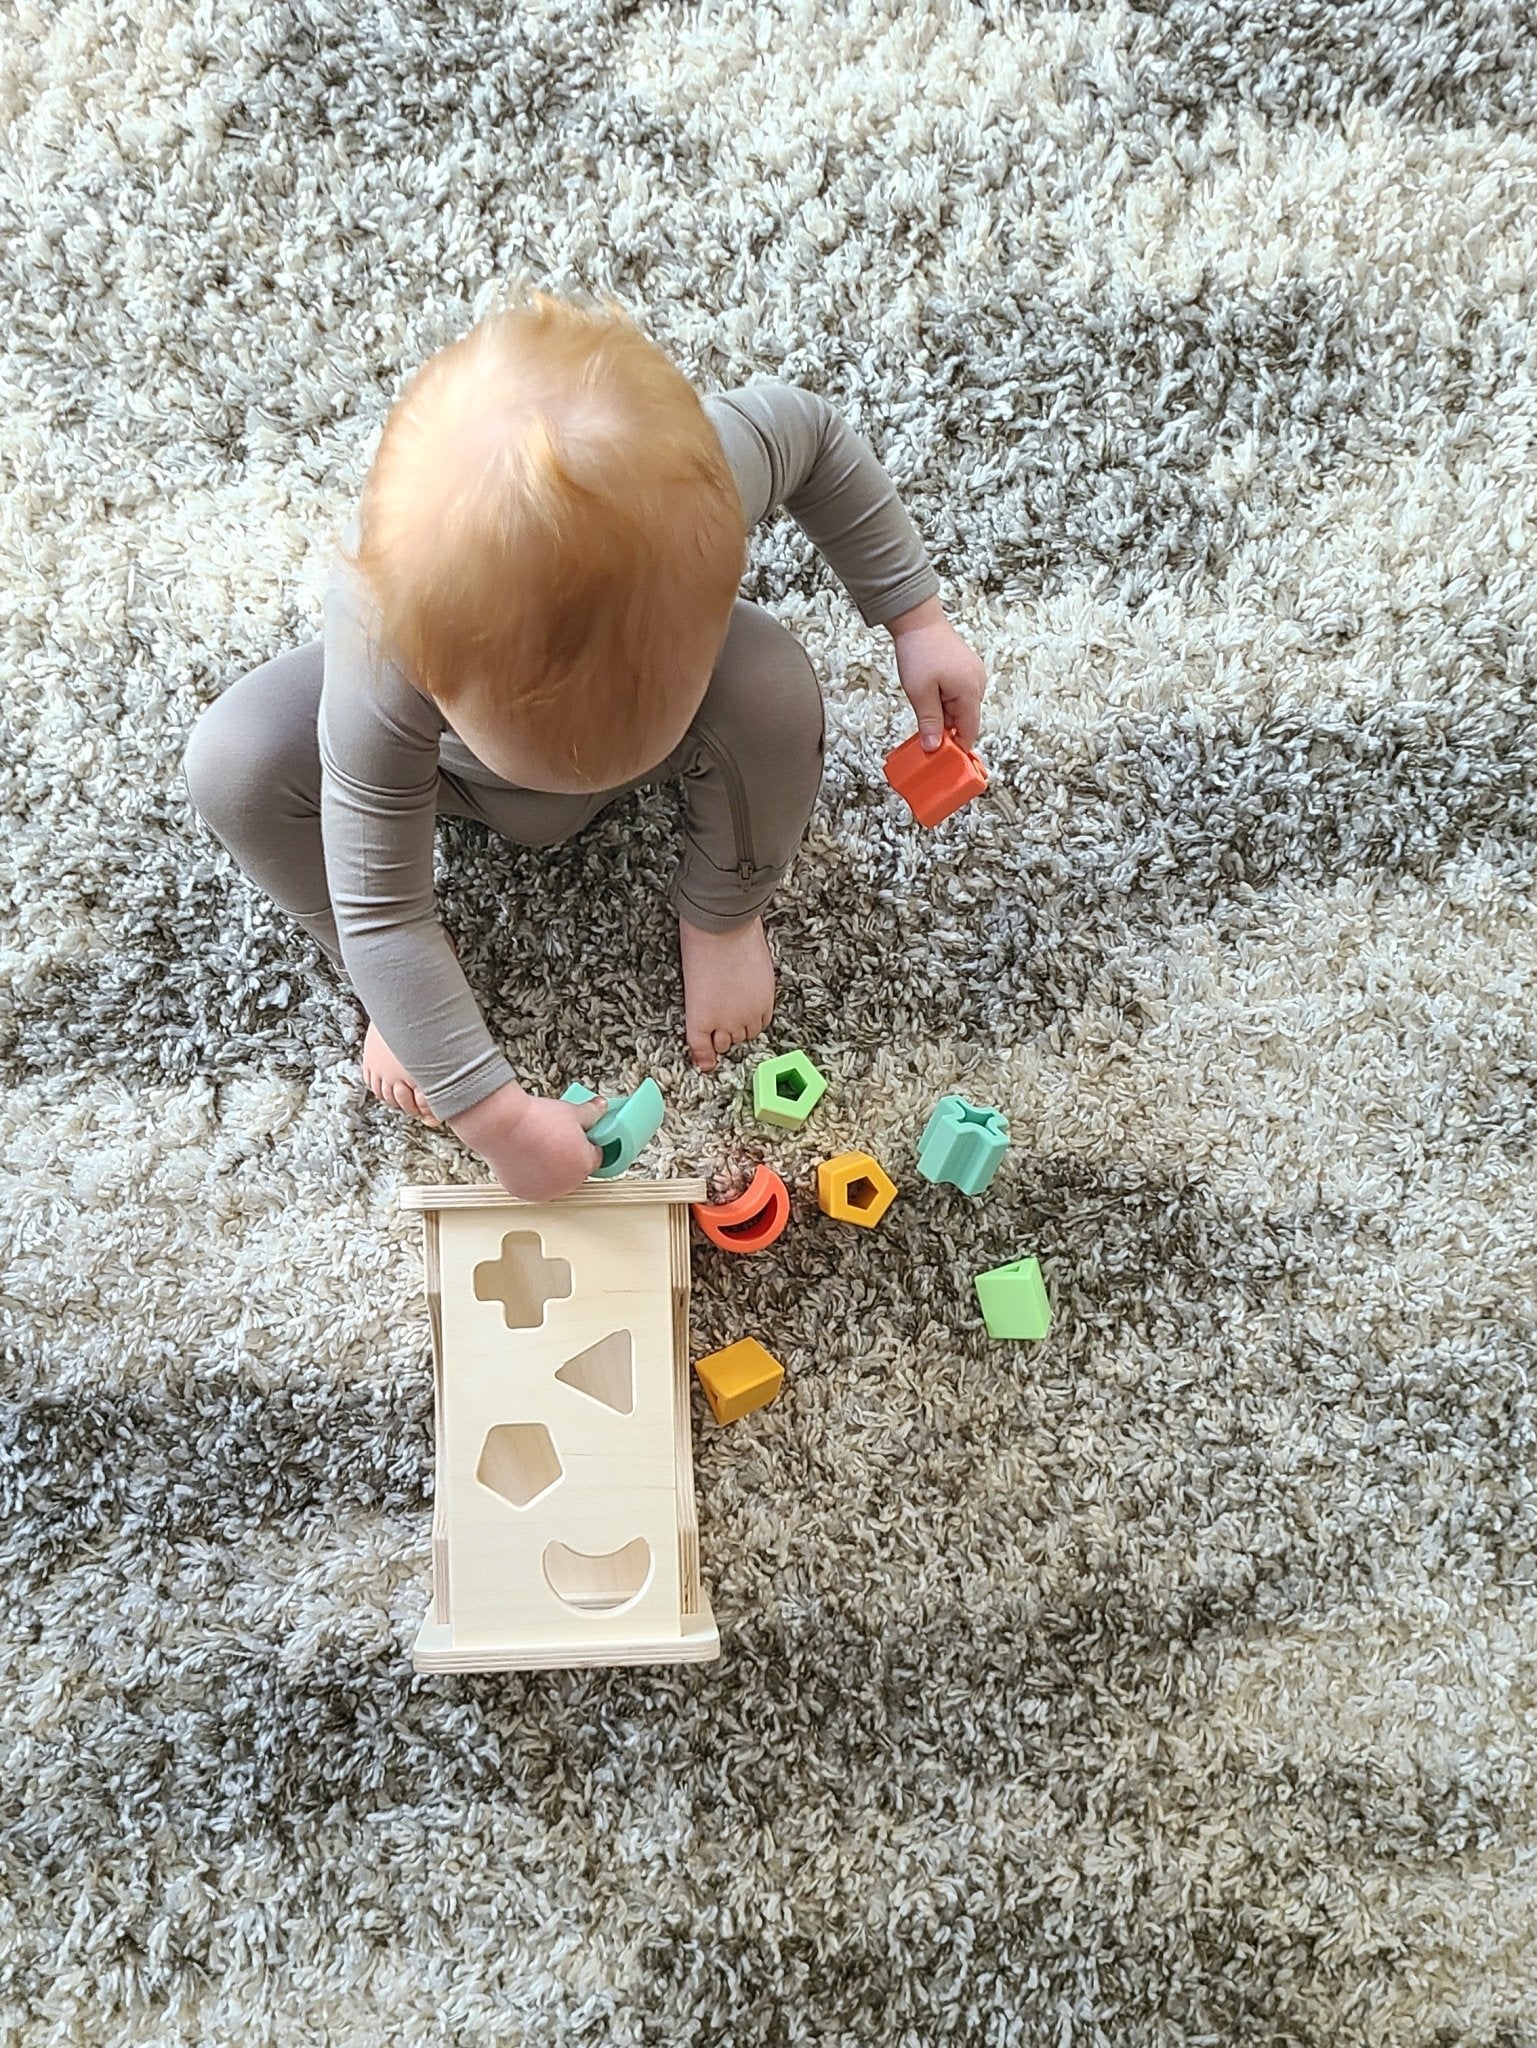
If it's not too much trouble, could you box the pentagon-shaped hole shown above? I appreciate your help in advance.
[774,1069,808,1102]
[846,1175,880,1212]
[473,1230,572,1330]
[477,1423,562,1510]
[543,1536,653,1614]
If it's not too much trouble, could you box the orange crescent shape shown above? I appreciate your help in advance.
[690,1163,791,1254]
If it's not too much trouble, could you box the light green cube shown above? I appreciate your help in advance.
[974,1257,1052,1340]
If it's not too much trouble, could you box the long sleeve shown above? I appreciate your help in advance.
[318,539,519,1122]
[314,383,937,1124]
[703,382,942,627]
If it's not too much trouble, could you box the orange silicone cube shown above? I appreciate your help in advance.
[692,1338,785,1425]
[883,730,989,827]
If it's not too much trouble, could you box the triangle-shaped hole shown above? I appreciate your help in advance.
[555,1329,634,1415]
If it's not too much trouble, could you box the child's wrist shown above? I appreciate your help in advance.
[885,595,947,640]
[448,1076,532,1139]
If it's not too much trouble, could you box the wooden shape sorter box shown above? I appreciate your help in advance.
[399,1178,718,1675]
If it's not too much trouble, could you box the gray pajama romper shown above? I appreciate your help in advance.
[182,380,940,1122]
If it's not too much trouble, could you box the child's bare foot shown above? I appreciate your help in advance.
[362,1018,440,1124]
[678,915,776,1071]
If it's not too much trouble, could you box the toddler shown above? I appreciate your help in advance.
[182,292,987,1199]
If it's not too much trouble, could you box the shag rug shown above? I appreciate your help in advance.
[4,3,1535,2042]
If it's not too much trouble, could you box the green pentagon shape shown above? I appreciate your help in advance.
[751,1049,828,1129]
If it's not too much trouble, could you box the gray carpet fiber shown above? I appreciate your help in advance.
[4,2,1536,2042]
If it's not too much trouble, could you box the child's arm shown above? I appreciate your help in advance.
[320,540,603,1195]
[704,382,987,751]
[320,548,519,1121]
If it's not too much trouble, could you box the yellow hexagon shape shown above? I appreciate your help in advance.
[816,1151,898,1229]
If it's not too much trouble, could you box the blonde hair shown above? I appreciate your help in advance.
[343,291,747,789]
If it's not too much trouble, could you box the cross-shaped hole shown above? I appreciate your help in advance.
[473,1230,572,1330]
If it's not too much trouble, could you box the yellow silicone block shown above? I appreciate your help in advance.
[816,1151,898,1228]
[693,1338,785,1425]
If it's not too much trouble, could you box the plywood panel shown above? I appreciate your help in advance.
[414,1193,705,1662]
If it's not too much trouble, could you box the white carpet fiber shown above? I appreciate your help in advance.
[3,2,1536,2042]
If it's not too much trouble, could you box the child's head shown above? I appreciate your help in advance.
[345,291,747,793]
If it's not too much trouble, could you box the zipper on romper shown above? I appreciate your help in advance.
[691,724,757,883]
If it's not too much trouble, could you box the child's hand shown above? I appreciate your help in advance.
[448,1081,607,1200]
[887,596,988,752]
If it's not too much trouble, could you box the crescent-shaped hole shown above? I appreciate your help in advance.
[543,1536,653,1615]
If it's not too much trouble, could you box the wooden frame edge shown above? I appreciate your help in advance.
[399,1178,709,1211]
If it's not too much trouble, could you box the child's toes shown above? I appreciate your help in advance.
[687,1025,718,1070]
